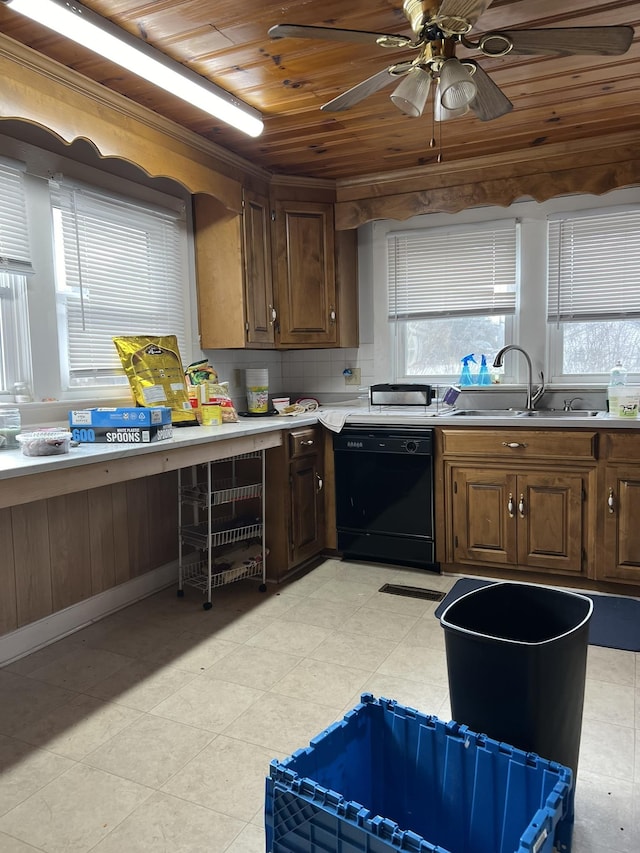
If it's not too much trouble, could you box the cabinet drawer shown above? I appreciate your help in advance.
[441,429,597,461]
[288,427,320,459]
[602,431,640,462]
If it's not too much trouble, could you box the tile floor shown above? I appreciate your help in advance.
[0,559,638,852]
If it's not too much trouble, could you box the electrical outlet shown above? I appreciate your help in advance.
[345,368,361,386]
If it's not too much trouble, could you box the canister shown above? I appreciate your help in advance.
[0,407,21,449]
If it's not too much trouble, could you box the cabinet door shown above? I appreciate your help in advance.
[289,453,325,567]
[602,464,640,581]
[450,466,517,566]
[273,200,337,346]
[518,472,585,574]
[242,189,275,346]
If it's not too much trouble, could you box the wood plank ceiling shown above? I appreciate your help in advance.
[0,0,639,182]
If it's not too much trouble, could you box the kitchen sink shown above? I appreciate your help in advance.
[447,408,601,418]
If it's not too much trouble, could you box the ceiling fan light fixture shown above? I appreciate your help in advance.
[439,58,477,110]
[434,86,469,121]
[2,0,264,137]
[390,67,432,117]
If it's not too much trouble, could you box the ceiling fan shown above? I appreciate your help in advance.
[268,0,634,122]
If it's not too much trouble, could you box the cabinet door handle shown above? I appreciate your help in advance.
[300,439,315,446]
[608,487,615,514]
[316,472,323,492]
[329,307,336,323]
[269,305,277,325]
[502,441,527,449]
[518,494,525,517]
[507,493,515,518]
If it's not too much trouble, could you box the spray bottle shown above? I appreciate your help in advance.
[478,354,492,386]
[459,353,476,386]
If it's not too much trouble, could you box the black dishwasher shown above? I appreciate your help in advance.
[333,425,438,572]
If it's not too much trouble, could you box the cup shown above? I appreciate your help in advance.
[246,368,269,413]
[608,387,640,418]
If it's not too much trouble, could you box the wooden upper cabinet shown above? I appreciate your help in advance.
[272,200,337,347]
[194,191,275,350]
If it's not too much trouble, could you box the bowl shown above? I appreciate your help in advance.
[16,429,72,456]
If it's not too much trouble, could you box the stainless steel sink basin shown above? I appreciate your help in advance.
[448,408,601,418]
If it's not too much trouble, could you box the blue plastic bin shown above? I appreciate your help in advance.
[265,694,574,853]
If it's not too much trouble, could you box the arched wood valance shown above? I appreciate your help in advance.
[0,32,259,212]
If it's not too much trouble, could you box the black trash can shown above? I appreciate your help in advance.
[440,581,592,775]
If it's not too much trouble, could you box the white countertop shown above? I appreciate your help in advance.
[0,407,636,481]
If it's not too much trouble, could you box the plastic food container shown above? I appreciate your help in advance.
[16,429,72,457]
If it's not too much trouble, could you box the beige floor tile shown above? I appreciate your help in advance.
[0,735,72,817]
[278,596,360,630]
[75,619,179,660]
[309,630,397,672]
[150,676,263,732]
[3,636,84,676]
[308,578,376,606]
[270,658,369,708]
[86,659,197,711]
[0,763,152,853]
[89,791,244,853]
[377,643,449,686]
[402,615,447,652]
[279,569,336,597]
[223,691,341,756]
[11,694,141,761]
[0,671,75,737]
[0,833,46,852]
[201,644,301,690]
[583,679,636,727]
[579,718,636,781]
[245,619,330,656]
[342,673,449,719]
[224,821,265,853]
[185,610,275,645]
[84,714,215,788]
[244,590,306,619]
[340,606,418,642]
[26,647,133,693]
[587,646,637,688]
[364,588,435,618]
[163,735,274,821]
[141,632,239,673]
[388,570,457,593]
[574,771,639,853]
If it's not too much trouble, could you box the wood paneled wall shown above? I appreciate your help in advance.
[0,471,178,636]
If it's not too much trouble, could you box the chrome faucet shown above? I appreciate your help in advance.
[493,345,545,411]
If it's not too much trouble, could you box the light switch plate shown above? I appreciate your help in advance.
[345,368,361,386]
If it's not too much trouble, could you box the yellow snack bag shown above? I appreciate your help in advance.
[113,335,198,425]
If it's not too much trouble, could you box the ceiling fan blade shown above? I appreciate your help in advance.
[321,67,404,112]
[467,61,513,121]
[268,23,413,48]
[436,0,494,28]
[481,26,634,57]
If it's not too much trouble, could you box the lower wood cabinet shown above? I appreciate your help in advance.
[599,431,640,583]
[441,428,597,580]
[265,426,325,581]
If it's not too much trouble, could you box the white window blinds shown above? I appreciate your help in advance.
[0,158,33,274]
[50,181,187,385]
[387,220,518,319]
[548,208,640,323]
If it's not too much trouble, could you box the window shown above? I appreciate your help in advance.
[0,158,34,395]
[50,180,188,389]
[387,220,518,380]
[548,207,640,378]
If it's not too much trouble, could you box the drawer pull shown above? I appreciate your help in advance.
[608,487,615,514]
[502,441,527,449]
[300,439,315,447]
[518,494,525,517]
[316,472,323,493]
[507,493,514,518]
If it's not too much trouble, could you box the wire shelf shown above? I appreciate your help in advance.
[180,519,262,549]
[179,479,262,506]
[182,549,265,592]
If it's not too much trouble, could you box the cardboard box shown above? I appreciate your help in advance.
[69,406,172,428]
[69,425,173,444]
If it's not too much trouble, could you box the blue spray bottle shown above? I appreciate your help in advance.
[478,354,492,386]
[459,353,476,386]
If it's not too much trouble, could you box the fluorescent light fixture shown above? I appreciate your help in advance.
[3,0,264,137]
[390,67,432,117]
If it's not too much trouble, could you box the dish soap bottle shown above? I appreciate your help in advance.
[459,353,476,386]
[609,360,627,386]
[478,354,492,386]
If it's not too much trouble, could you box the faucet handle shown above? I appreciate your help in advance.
[563,396,583,411]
